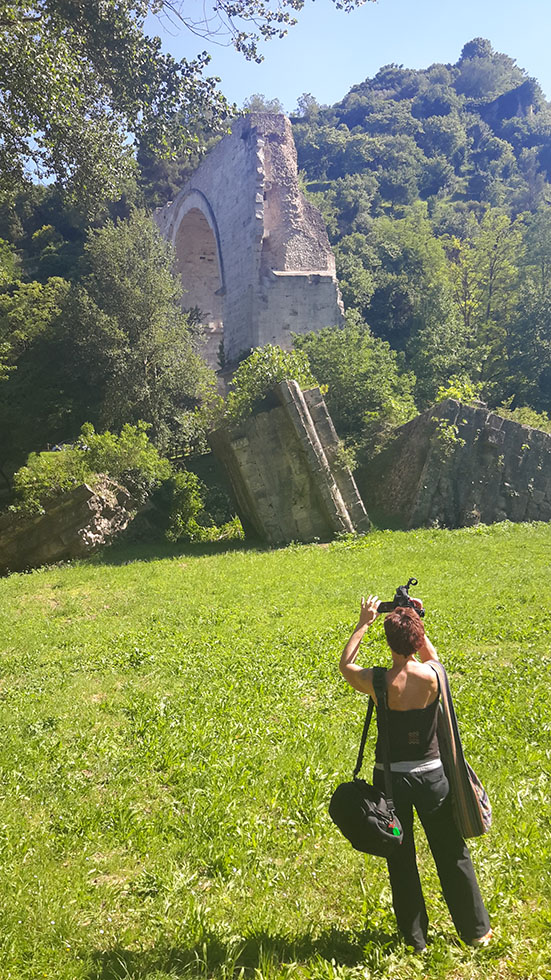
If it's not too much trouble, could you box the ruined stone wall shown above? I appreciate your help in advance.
[154,115,343,369]
[356,399,551,529]
[0,480,136,575]
[209,380,369,544]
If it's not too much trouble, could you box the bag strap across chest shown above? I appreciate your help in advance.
[353,666,396,808]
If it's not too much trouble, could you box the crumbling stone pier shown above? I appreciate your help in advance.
[155,114,343,370]
[209,380,369,544]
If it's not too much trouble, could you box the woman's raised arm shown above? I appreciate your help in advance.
[339,595,379,697]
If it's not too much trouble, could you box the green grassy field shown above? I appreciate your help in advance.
[1,522,550,979]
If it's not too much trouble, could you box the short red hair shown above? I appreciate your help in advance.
[384,607,425,657]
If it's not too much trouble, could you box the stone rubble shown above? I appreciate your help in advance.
[0,479,137,575]
[356,398,551,529]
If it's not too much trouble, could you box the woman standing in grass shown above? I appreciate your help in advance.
[339,598,492,952]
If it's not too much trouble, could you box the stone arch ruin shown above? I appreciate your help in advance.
[171,191,225,367]
[155,114,344,370]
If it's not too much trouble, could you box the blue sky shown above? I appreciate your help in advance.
[145,0,551,112]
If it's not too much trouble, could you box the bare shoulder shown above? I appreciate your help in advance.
[361,665,375,699]
[417,661,440,694]
[340,662,375,698]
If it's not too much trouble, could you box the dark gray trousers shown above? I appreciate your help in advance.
[373,765,490,950]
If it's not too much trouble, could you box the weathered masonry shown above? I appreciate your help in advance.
[357,398,551,529]
[154,114,343,369]
[0,480,136,575]
[209,381,370,543]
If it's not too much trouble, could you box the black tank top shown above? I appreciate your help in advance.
[375,692,440,763]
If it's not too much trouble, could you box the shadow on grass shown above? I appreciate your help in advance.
[86,924,397,979]
[88,536,270,568]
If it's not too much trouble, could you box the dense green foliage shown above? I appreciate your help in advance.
[0,0,368,212]
[293,312,416,439]
[0,0,229,210]
[11,421,171,514]
[292,39,551,416]
[156,469,243,543]
[294,39,551,219]
[0,522,550,978]
[11,420,243,540]
[57,210,215,449]
[0,210,215,482]
[224,344,319,422]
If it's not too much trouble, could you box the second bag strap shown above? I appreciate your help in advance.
[372,666,397,809]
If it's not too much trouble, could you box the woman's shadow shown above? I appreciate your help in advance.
[86,924,397,979]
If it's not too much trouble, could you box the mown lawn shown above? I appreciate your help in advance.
[0,522,550,979]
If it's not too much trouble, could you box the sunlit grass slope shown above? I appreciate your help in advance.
[1,522,550,979]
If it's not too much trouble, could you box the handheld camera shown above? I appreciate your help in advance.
[377,577,425,618]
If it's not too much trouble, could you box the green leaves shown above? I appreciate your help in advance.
[291,39,551,420]
[223,345,318,424]
[0,0,229,209]
[11,420,171,513]
[293,312,416,440]
[0,211,217,473]
[57,210,217,451]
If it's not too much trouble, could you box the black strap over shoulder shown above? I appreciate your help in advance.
[372,667,396,808]
[352,697,375,779]
[352,667,396,812]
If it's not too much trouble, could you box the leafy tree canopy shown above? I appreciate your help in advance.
[294,38,551,223]
[293,311,416,441]
[0,0,368,210]
[0,0,230,209]
[59,209,216,449]
[0,210,215,474]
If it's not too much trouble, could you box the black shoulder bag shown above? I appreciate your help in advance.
[329,667,403,857]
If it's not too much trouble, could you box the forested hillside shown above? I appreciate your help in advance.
[292,38,551,413]
[2,37,551,499]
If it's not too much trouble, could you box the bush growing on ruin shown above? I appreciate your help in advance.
[12,422,171,515]
[495,402,551,433]
[11,419,243,541]
[435,375,483,404]
[223,344,319,423]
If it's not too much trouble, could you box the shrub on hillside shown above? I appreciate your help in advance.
[12,421,171,515]
[11,423,244,543]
